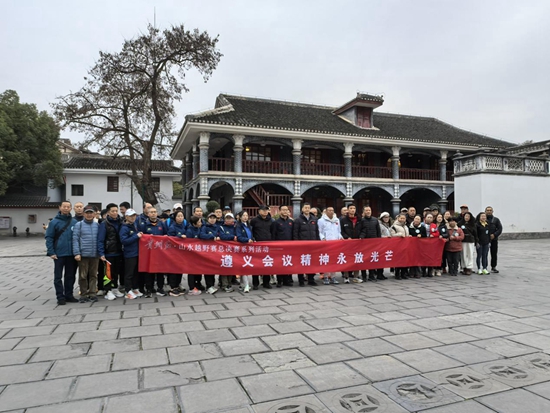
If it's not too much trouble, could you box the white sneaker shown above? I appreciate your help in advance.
[188,288,202,296]
[133,289,143,297]
[105,291,116,301]
[96,290,105,296]
[344,278,350,284]
[352,278,363,283]
[270,275,277,285]
[126,291,136,300]
[478,269,483,275]
[244,285,250,293]
[111,288,124,298]
[207,286,218,295]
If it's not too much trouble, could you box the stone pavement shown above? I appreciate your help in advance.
[1,237,550,412]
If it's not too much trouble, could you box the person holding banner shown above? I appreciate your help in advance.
[250,205,274,290]
[72,205,100,303]
[200,213,221,294]
[390,214,410,280]
[317,206,342,285]
[359,206,381,282]
[236,211,254,292]
[143,207,168,297]
[445,217,464,276]
[186,216,205,295]
[409,215,427,278]
[271,205,294,287]
[98,203,124,301]
[293,202,320,286]
[340,204,363,283]
[119,209,144,299]
[218,213,239,292]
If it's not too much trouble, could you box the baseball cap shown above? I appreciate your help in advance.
[84,205,95,213]
[173,203,183,210]
[208,212,216,218]
[400,208,408,213]
[258,205,269,211]
[223,205,231,210]
[125,209,137,216]
[460,204,468,209]
[225,213,235,219]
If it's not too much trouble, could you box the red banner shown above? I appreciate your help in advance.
[138,235,445,275]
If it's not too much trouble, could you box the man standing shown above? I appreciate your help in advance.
[138,203,152,230]
[143,207,169,296]
[406,207,416,225]
[359,206,382,281]
[457,204,469,224]
[485,206,503,273]
[45,201,78,305]
[293,202,320,286]
[73,202,85,222]
[119,201,131,217]
[317,206,342,284]
[72,205,100,303]
[214,207,224,227]
[98,203,125,300]
[340,206,348,219]
[271,205,294,287]
[250,205,273,289]
[340,204,362,283]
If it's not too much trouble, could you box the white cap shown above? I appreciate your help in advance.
[173,203,183,210]
[379,212,390,219]
[125,208,137,216]
[225,213,235,219]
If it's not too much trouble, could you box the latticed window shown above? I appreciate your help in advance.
[107,177,119,192]
[151,177,160,192]
[303,149,322,163]
[245,145,271,161]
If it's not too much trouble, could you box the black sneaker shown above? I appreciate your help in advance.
[308,281,318,286]
[57,299,66,305]
[156,290,167,297]
[299,282,305,287]
[252,285,259,290]
[89,296,98,303]
[65,297,79,303]
[276,282,283,288]
[78,297,90,303]
[368,277,378,282]
[263,284,272,289]
[491,268,499,273]
[195,284,206,291]
[144,291,152,298]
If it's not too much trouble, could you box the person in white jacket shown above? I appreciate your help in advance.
[318,207,343,285]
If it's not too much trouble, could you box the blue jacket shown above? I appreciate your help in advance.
[144,219,168,236]
[186,225,202,239]
[218,223,236,241]
[236,222,252,243]
[45,212,78,257]
[97,216,123,257]
[167,221,187,238]
[119,222,140,258]
[72,219,99,258]
[200,223,219,240]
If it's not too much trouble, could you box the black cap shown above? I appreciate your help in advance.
[258,205,269,211]
[208,212,216,218]
[223,206,231,210]
[423,207,431,211]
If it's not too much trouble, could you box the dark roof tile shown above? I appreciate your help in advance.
[64,156,180,172]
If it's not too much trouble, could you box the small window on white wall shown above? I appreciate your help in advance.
[71,185,84,196]
[107,177,119,192]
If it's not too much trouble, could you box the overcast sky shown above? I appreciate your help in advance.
[1,0,548,146]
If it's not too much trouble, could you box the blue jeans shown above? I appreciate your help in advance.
[476,244,489,270]
[53,256,77,300]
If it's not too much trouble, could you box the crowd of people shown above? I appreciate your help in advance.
[44,200,503,306]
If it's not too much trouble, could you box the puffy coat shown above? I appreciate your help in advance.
[72,219,99,258]
[293,214,320,240]
[318,214,343,241]
[379,221,392,238]
[98,216,123,257]
[390,222,409,237]
[426,223,440,238]
[143,219,168,236]
[271,216,294,240]
[459,221,478,244]
[438,222,450,239]
[236,222,253,243]
[218,223,237,241]
[410,223,427,237]
[477,221,491,245]
[45,212,78,257]
[486,215,503,239]
[445,226,464,252]
[250,215,273,241]
[360,216,381,239]
[119,222,140,258]
[167,222,187,238]
[186,225,201,239]
[200,222,219,240]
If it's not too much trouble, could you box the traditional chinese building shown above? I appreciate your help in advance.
[171,93,513,218]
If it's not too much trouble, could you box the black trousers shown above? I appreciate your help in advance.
[490,239,498,268]
[188,274,201,289]
[124,257,139,290]
[277,274,292,285]
[145,273,164,292]
[168,274,182,289]
[361,269,376,279]
[253,275,270,286]
[104,255,124,290]
[447,251,461,276]
[204,275,215,289]
[298,274,315,283]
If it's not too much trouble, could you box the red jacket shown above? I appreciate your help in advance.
[426,223,440,238]
[445,227,464,252]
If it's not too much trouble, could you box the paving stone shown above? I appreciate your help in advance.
[15,333,72,349]
[419,328,477,344]
[54,321,100,334]
[316,384,409,413]
[159,306,194,315]
[72,370,138,399]
[296,362,369,392]
[178,378,250,412]
[99,317,141,329]
[0,377,74,411]
[178,312,217,322]
[507,332,550,351]
[302,328,354,345]
[0,318,41,328]
[373,374,463,412]
[347,355,420,382]
[4,325,55,338]
[39,315,84,326]
[415,400,495,412]
[143,362,204,389]
[341,324,393,339]
[118,325,161,339]
[216,309,253,318]
[0,348,34,366]
[486,320,540,334]
[423,366,511,398]
[188,328,236,344]
[382,332,443,350]
[453,324,509,339]
[252,394,331,413]
[471,337,540,358]
[301,343,362,365]
[433,343,502,364]
[112,348,168,370]
[105,388,179,413]
[168,343,223,363]
[203,317,245,329]
[338,314,383,325]
[202,355,262,380]
[231,325,277,339]
[525,380,550,400]
[47,354,111,379]
[240,370,313,403]
[218,338,270,357]
[0,361,51,385]
[261,333,316,351]
[163,320,206,334]
[70,328,119,343]
[142,332,189,350]
[88,338,140,355]
[25,398,103,413]
[252,349,315,372]
[469,357,550,388]
[269,321,315,334]
[392,349,463,373]
[376,320,427,334]
[516,352,550,377]
[345,337,404,357]
[274,311,314,321]
[192,304,225,313]
[476,388,550,413]
[410,317,459,330]
[249,306,285,316]
[0,337,21,352]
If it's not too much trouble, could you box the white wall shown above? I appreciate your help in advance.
[455,173,550,234]
[65,172,177,212]
[0,208,58,235]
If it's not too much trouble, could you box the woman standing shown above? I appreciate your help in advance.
[236,211,254,292]
[378,212,392,280]
[459,212,477,275]
[435,213,449,276]
[390,214,410,280]
[476,212,491,275]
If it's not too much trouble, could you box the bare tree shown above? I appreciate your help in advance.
[52,24,222,204]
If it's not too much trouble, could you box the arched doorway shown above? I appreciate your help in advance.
[243,183,292,217]
[301,185,345,213]
[400,188,440,213]
[208,181,235,210]
[353,187,392,217]
[446,191,455,214]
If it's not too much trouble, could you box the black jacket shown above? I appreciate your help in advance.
[476,222,491,245]
[459,221,478,244]
[359,216,381,239]
[486,215,503,239]
[293,214,320,240]
[410,223,427,237]
[250,215,273,241]
[438,223,449,239]
[340,215,361,239]
[271,216,294,240]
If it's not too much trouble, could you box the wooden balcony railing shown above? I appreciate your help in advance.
[243,159,293,174]
[400,168,440,181]
[352,165,392,178]
[446,171,454,181]
[209,157,233,172]
[300,162,345,176]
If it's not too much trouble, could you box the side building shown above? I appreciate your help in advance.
[171,93,513,218]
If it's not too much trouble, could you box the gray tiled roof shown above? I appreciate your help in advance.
[0,195,57,208]
[64,156,180,172]
[187,94,512,149]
